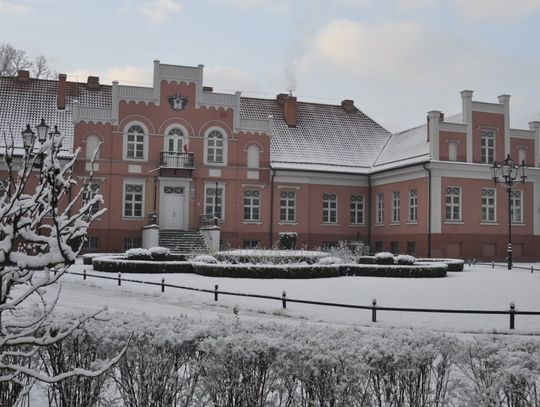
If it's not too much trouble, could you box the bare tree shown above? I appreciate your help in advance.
[0,126,124,406]
[0,43,53,79]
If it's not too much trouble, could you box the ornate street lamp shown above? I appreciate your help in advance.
[491,154,527,269]
[20,119,62,167]
[214,181,219,226]
[21,124,35,150]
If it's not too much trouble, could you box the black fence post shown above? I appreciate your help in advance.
[282,291,287,309]
[492,261,494,269]
[372,298,377,322]
[214,284,218,301]
[118,272,121,286]
[83,269,86,280]
[509,302,515,330]
[531,266,534,274]
[161,278,165,293]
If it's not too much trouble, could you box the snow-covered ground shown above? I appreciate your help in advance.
[46,261,540,335]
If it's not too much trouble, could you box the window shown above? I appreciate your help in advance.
[408,189,418,222]
[244,190,260,221]
[518,147,527,165]
[83,236,99,252]
[206,129,225,164]
[246,144,261,169]
[445,186,461,221]
[84,184,101,216]
[376,193,384,224]
[165,127,185,153]
[392,191,400,223]
[511,190,523,223]
[390,241,399,254]
[407,241,417,256]
[124,183,144,218]
[243,240,261,249]
[280,191,296,222]
[481,188,496,223]
[85,134,101,160]
[322,193,337,223]
[205,184,224,220]
[448,141,457,161]
[375,241,383,253]
[350,194,364,224]
[480,129,495,164]
[123,237,141,251]
[125,124,146,160]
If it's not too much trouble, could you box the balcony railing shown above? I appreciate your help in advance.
[160,152,194,168]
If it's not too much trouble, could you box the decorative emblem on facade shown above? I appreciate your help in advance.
[168,93,188,111]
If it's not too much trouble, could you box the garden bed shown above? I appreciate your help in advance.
[215,249,328,264]
[416,258,465,271]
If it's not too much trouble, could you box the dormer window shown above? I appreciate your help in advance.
[481,129,495,164]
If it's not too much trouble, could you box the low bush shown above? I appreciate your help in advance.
[416,258,465,271]
[396,254,416,265]
[125,248,151,260]
[149,246,171,261]
[82,253,122,265]
[215,249,328,265]
[317,256,343,265]
[375,251,395,265]
[193,254,218,264]
[358,256,375,264]
[92,256,194,274]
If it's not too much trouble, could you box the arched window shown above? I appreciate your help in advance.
[205,129,226,164]
[124,123,148,160]
[165,127,185,153]
[246,144,261,169]
[85,134,101,160]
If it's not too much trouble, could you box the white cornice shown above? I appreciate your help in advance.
[440,122,467,133]
[370,165,427,186]
[472,101,504,114]
[510,128,536,140]
[274,170,368,186]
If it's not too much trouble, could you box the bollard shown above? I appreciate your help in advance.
[468,259,471,267]
[492,261,494,269]
[509,302,515,330]
[372,298,377,322]
[161,278,165,293]
[473,258,476,265]
[532,266,534,274]
[282,291,287,309]
[118,272,121,286]
[83,269,86,280]
[214,285,218,301]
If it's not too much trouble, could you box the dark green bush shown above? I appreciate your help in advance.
[358,256,375,264]
[92,257,194,274]
[416,258,464,272]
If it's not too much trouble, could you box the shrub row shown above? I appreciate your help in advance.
[92,256,193,274]
[416,258,465,271]
[36,314,540,407]
[215,249,328,264]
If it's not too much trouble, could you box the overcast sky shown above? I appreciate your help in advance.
[1,0,540,132]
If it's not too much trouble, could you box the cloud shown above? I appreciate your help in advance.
[212,0,289,12]
[67,66,152,86]
[453,0,540,21]
[396,0,434,8]
[0,0,30,13]
[139,0,183,23]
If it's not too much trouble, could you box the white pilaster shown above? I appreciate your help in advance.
[461,90,473,163]
[196,64,204,108]
[534,181,540,236]
[431,175,442,233]
[111,80,119,125]
[233,91,241,133]
[71,100,80,123]
[427,110,441,160]
[498,94,511,157]
[153,60,161,103]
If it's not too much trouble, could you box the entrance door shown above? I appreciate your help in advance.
[160,185,185,229]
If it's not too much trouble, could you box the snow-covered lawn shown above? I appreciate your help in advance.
[52,261,540,335]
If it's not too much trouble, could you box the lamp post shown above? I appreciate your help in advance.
[21,118,62,166]
[491,154,527,270]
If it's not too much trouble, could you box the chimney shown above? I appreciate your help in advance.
[341,99,356,113]
[203,86,213,92]
[57,73,66,110]
[17,70,30,82]
[87,76,100,90]
[283,95,297,127]
[439,112,444,122]
[276,93,288,106]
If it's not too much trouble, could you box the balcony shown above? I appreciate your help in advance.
[160,152,194,168]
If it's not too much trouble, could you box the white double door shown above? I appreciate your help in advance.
[159,179,189,230]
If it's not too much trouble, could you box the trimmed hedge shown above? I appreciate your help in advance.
[416,258,465,272]
[215,249,328,265]
[82,253,122,265]
[92,256,193,274]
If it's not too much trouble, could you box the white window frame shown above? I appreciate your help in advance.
[322,193,338,224]
[480,129,495,164]
[511,190,523,224]
[84,133,101,160]
[280,191,296,223]
[376,192,384,224]
[164,124,188,153]
[408,189,418,223]
[244,190,260,221]
[123,179,145,219]
[204,127,227,166]
[350,194,364,224]
[123,122,148,161]
[445,186,461,222]
[204,182,225,221]
[518,146,527,165]
[481,188,496,223]
[392,191,400,223]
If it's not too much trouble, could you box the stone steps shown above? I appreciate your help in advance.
[158,230,209,254]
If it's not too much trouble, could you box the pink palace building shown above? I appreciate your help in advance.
[1,61,540,260]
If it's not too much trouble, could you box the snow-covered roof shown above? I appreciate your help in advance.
[0,76,111,153]
[373,123,430,169]
[240,97,392,174]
